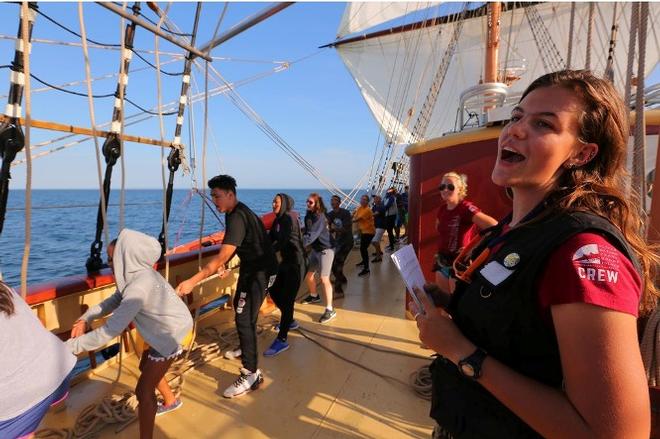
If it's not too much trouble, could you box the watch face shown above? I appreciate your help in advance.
[460,363,475,377]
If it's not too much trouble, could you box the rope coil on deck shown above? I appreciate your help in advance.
[34,322,265,439]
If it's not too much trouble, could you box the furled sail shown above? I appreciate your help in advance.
[336,2,442,39]
[337,2,660,145]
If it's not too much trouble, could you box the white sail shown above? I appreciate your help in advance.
[336,2,442,39]
[337,2,660,145]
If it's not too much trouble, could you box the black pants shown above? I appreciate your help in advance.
[269,261,302,341]
[360,233,374,270]
[385,215,397,248]
[331,242,352,290]
[234,270,268,372]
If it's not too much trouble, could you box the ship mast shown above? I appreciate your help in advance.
[485,2,501,84]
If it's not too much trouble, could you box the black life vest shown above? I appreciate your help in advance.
[430,210,639,438]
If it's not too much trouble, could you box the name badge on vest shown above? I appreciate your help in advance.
[479,260,515,285]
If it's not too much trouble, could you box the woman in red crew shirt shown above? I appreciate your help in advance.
[414,70,657,438]
[434,171,497,293]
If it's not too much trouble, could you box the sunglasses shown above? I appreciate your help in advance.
[307,200,315,205]
[439,183,455,192]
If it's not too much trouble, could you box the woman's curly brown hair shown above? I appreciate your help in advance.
[522,70,659,316]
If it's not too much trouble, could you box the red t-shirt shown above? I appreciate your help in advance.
[436,200,480,259]
[536,232,641,317]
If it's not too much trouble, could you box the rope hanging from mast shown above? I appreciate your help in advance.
[566,2,576,69]
[79,1,111,277]
[19,1,35,300]
[153,2,201,256]
[604,3,619,82]
[0,2,36,237]
[86,2,140,272]
[624,2,639,115]
[632,1,649,215]
[585,3,595,70]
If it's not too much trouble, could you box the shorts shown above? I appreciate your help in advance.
[307,248,335,277]
[0,377,70,439]
[147,347,182,362]
[435,265,452,278]
[372,228,385,244]
[433,254,455,278]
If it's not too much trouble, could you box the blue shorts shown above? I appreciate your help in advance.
[0,377,70,439]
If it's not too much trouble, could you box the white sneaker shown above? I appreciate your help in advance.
[224,347,242,360]
[222,368,263,398]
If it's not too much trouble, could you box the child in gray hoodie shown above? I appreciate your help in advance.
[67,229,193,439]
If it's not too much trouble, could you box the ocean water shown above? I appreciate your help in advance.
[0,189,349,287]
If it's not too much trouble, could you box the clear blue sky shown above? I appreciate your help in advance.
[1,2,658,190]
[1,2,379,190]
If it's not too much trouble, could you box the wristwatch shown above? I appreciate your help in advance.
[458,347,487,379]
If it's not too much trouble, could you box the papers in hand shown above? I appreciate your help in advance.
[390,244,427,315]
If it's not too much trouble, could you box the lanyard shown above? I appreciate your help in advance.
[453,201,548,283]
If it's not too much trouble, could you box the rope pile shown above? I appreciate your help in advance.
[34,322,267,439]
[34,393,138,439]
[409,364,433,401]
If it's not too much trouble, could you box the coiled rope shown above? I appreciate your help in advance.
[35,321,266,439]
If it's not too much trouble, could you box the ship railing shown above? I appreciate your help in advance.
[633,83,660,109]
[456,82,509,131]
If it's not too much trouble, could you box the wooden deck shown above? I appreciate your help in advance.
[39,246,434,438]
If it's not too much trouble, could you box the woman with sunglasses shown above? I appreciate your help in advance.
[414,70,655,438]
[300,193,337,324]
[434,172,496,293]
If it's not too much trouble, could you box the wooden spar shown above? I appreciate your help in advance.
[196,3,295,56]
[485,2,501,83]
[0,115,175,148]
[97,2,212,62]
[324,2,536,49]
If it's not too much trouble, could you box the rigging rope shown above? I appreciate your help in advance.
[374,5,430,194]
[28,73,115,98]
[131,49,184,76]
[503,2,516,75]
[78,2,112,272]
[0,60,181,100]
[633,2,648,215]
[585,2,595,70]
[524,4,565,73]
[566,2,576,69]
[624,2,639,114]
[19,1,34,300]
[35,7,120,47]
[117,2,128,233]
[604,3,619,82]
[155,3,169,279]
[23,71,173,115]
